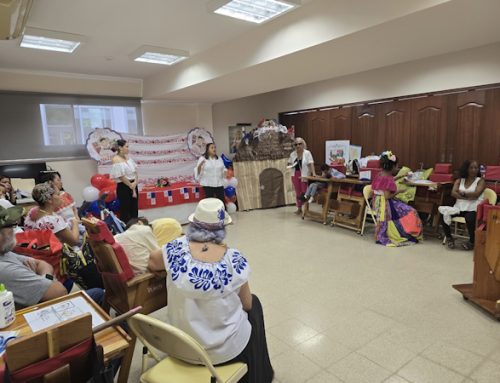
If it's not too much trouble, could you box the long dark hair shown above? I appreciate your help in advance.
[111,139,127,153]
[380,153,397,171]
[459,160,480,179]
[203,143,218,160]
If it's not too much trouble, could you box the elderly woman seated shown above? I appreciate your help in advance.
[24,182,103,290]
[148,198,273,383]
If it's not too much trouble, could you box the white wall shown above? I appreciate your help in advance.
[141,101,213,135]
[212,42,500,155]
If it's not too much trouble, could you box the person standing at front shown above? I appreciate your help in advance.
[195,143,226,202]
[288,138,315,214]
[110,139,138,223]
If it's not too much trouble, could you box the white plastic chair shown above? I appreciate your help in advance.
[128,314,248,383]
[361,185,378,235]
[442,188,498,244]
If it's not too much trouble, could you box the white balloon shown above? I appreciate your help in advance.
[227,177,238,189]
[222,178,230,188]
[226,202,237,214]
[82,186,100,202]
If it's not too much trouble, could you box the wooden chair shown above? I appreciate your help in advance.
[361,185,377,235]
[82,217,167,316]
[3,314,99,383]
[443,188,498,243]
[128,314,248,383]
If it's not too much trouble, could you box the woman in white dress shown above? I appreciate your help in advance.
[110,139,138,224]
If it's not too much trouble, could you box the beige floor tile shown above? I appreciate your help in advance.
[272,349,322,383]
[296,333,353,368]
[398,356,465,383]
[358,336,416,371]
[384,376,411,383]
[421,342,484,376]
[489,348,500,364]
[268,318,318,347]
[267,333,292,359]
[376,324,436,353]
[306,371,344,383]
[328,352,392,383]
[470,359,500,383]
[322,320,380,350]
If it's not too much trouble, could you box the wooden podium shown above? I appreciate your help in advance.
[453,209,500,320]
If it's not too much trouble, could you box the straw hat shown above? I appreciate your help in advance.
[188,198,232,227]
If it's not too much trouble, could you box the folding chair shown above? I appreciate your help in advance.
[128,314,248,383]
[361,185,377,235]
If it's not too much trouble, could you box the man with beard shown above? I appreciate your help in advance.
[0,205,68,308]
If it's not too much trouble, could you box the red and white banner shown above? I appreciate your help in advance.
[88,128,213,209]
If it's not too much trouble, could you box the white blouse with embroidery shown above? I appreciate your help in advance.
[110,158,137,182]
[162,235,252,364]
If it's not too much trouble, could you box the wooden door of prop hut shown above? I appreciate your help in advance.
[259,168,285,208]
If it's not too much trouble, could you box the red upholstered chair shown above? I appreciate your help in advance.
[359,159,381,181]
[366,159,380,169]
[330,164,346,174]
[82,218,167,316]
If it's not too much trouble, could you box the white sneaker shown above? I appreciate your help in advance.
[308,196,315,204]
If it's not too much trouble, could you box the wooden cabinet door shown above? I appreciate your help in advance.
[352,105,381,157]
[409,96,448,169]
[307,110,329,165]
[377,100,411,166]
[330,107,352,140]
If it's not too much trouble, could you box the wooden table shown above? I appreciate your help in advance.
[406,180,453,235]
[2,291,132,382]
[302,176,369,231]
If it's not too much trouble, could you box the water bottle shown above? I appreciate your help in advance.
[480,164,486,178]
[0,284,15,329]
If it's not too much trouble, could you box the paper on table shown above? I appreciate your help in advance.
[23,296,105,333]
[410,179,434,185]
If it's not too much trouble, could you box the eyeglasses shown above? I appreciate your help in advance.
[294,142,303,146]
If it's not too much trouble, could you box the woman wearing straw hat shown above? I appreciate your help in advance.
[148,198,273,383]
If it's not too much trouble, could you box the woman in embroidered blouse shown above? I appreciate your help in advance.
[288,137,316,214]
[371,151,423,247]
[195,143,226,202]
[110,139,138,224]
[439,160,485,250]
[148,198,273,383]
[24,182,103,290]
[39,171,78,222]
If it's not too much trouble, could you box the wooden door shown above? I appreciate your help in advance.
[330,107,352,140]
[307,110,329,165]
[351,105,381,157]
[259,168,285,208]
[409,95,448,169]
[377,100,411,166]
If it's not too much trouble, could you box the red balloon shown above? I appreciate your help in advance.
[102,178,116,189]
[100,185,116,203]
[226,169,234,179]
[91,174,109,190]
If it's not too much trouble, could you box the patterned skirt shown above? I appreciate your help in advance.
[373,195,423,247]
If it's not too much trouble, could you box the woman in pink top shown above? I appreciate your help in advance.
[371,151,423,247]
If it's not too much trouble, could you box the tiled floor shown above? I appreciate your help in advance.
[126,206,500,382]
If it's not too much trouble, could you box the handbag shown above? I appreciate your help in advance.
[61,233,103,290]
[14,230,65,282]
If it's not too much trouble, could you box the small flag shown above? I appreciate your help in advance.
[182,187,189,200]
[192,187,199,198]
[164,190,173,203]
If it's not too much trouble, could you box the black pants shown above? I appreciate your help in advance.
[440,210,477,244]
[116,182,138,225]
[223,295,274,383]
[202,186,225,203]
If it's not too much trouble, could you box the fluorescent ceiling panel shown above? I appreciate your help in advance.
[212,0,298,24]
[20,27,84,53]
[132,46,189,66]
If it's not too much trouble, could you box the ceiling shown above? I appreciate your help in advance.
[1,0,500,102]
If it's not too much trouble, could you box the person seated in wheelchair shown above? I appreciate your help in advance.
[148,198,274,383]
[439,160,485,250]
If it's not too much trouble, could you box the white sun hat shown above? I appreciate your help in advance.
[188,198,232,227]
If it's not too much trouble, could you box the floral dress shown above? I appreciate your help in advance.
[372,174,423,247]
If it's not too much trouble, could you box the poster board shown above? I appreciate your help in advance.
[325,140,350,165]
[349,145,362,161]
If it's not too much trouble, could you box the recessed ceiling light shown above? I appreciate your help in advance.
[210,0,300,24]
[20,27,84,53]
[131,45,189,66]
